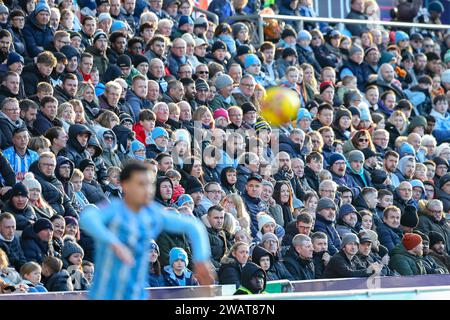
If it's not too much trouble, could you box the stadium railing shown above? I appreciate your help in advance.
[226,13,450,47]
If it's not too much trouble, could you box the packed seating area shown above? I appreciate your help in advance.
[1,0,450,297]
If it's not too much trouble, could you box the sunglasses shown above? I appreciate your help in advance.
[198,71,209,74]
[358,138,369,142]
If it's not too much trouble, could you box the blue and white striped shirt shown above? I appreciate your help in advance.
[1,147,39,182]
[79,200,211,300]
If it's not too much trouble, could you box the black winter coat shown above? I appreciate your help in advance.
[81,180,108,205]
[304,166,320,193]
[20,224,56,264]
[3,201,37,231]
[323,250,373,279]
[33,111,64,136]
[59,124,92,168]
[21,64,52,97]
[0,237,27,272]
[283,246,315,280]
[43,270,74,292]
[207,227,233,269]
[218,255,243,288]
[29,161,78,218]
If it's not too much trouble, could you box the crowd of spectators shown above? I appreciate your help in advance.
[1,0,450,295]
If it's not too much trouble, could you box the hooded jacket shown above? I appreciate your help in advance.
[283,245,315,281]
[394,156,415,184]
[234,262,268,295]
[0,112,26,150]
[304,166,320,193]
[251,246,279,281]
[336,209,362,237]
[55,156,75,204]
[87,134,108,183]
[20,224,56,264]
[389,243,426,276]
[22,11,54,58]
[347,163,372,189]
[235,165,253,192]
[81,178,108,205]
[242,191,267,238]
[219,168,237,194]
[96,127,122,169]
[60,124,92,168]
[313,214,341,256]
[112,125,133,162]
[278,134,303,160]
[29,161,78,218]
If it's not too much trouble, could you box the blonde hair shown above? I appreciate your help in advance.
[221,193,250,232]
[0,248,8,269]
[29,136,51,153]
[57,102,75,121]
[71,168,84,181]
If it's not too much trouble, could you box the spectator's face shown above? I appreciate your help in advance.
[132,79,148,99]
[0,36,12,53]
[4,75,20,95]
[172,41,186,58]
[213,48,226,61]
[228,66,242,84]
[194,44,207,58]
[296,240,313,259]
[342,212,358,228]
[179,103,192,121]
[343,241,358,256]
[359,241,371,256]
[80,57,93,75]
[155,104,169,122]
[432,241,446,254]
[246,180,262,198]
[312,237,327,253]
[0,218,16,241]
[398,183,412,201]
[373,132,388,149]
[383,211,401,229]
[195,65,209,80]
[11,15,25,29]
[350,159,363,172]
[83,166,95,181]
[150,0,162,10]
[63,79,78,96]
[147,82,160,101]
[2,101,20,121]
[106,87,121,106]
[233,245,249,264]
[37,62,54,77]
[321,88,335,104]
[412,187,423,201]
[319,208,335,221]
[82,19,96,36]
[151,40,165,57]
[319,185,336,200]
[383,155,398,173]
[320,69,335,83]
[321,130,334,147]
[229,108,243,127]
[433,100,449,115]
[37,228,53,242]
[36,10,50,25]
[351,51,364,64]
[208,209,224,230]
[378,195,393,208]
[443,182,450,195]
[150,61,165,78]
[51,218,65,239]
[331,159,346,177]
[260,185,273,202]
[159,180,173,201]
[195,85,209,101]
[76,133,89,148]
[296,221,312,236]
[381,65,395,83]
[365,88,379,105]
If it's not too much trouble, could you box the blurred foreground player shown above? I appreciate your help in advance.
[80,161,213,299]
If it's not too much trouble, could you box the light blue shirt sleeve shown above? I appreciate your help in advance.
[79,204,121,245]
[159,210,211,263]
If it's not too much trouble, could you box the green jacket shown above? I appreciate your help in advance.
[209,94,237,111]
[389,243,426,276]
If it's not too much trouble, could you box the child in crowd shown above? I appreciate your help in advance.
[133,109,156,146]
[41,256,74,292]
[103,166,123,200]
[70,168,90,211]
[280,66,301,96]
[130,140,147,161]
[82,261,95,286]
[162,247,199,287]
[166,169,185,203]
[62,237,90,290]
[20,262,48,293]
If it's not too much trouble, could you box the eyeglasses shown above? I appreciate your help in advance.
[198,71,209,74]
[104,136,114,141]
[358,138,369,142]
[173,46,186,50]
[334,162,346,166]
[206,190,221,194]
